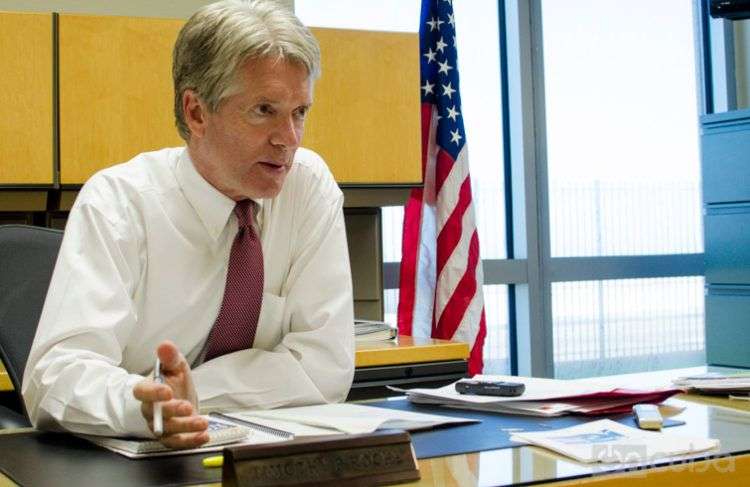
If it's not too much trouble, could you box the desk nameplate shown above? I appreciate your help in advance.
[224,429,419,487]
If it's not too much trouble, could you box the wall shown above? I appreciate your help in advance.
[0,0,294,18]
[0,0,390,320]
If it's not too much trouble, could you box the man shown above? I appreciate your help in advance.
[22,0,354,449]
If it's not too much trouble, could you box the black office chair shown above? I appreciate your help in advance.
[0,225,63,428]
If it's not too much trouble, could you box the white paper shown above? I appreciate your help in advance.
[80,415,285,459]
[672,374,750,393]
[511,419,720,464]
[401,375,603,405]
[226,403,478,435]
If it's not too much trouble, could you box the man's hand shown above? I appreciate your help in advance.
[133,340,209,449]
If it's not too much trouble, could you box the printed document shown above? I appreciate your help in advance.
[398,375,680,416]
[82,403,476,458]
[511,419,719,463]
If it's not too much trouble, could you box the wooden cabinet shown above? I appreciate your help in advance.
[0,14,421,188]
[1,12,421,187]
[58,14,184,184]
[0,12,54,186]
[304,28,421,185]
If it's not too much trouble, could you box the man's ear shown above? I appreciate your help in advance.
[183,89,208,139]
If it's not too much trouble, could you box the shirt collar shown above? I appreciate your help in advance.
[175,148,263,241]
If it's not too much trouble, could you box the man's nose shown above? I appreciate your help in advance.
[270,116,301,148]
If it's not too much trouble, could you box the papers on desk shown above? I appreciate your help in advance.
[354,319,397,342]
[511,419,720,463]
[82,403,476,458]
[225,403,477,435]
[398,375,681,417]
[80,415,284,459]
[672,373,750,395]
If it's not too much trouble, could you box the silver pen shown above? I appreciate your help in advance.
[153,357,163,436]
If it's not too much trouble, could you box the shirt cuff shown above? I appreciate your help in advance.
[121,374,154,438]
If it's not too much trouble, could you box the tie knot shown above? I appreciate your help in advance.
[234,199,255,228]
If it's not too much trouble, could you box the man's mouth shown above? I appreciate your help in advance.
[258,160,288,172]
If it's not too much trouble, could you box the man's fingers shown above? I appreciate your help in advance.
[161,399,195,418]
[155,415,208,435]
[160,431,211,450]
[133,379,172,402]
[157,340,188,373]
[140,399,194,421]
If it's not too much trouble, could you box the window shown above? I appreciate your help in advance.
[540,0,705,376]
[300,0,705,379]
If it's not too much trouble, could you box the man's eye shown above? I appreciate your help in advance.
[294,107,309,120]
[253,104,274,116]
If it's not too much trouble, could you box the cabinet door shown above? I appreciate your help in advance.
[705,286,750,368]
[58,16,421,186]
[58,14,183,185]
[305,28,422,185]
[0,12,53,186]
[701,112,750,205]
[705,204,750,284]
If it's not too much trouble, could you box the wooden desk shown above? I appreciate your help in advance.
[0,338,466,393]
[351,336,470,400]
[0,363,10,392]
[405,365,750,486]
[355,336,469,368]
[3,367,750,486]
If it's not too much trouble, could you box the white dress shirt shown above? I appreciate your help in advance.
[21,147,354,437]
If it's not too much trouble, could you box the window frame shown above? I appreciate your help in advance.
[384,0,709,378]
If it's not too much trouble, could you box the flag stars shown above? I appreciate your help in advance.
[442,82,456,99]
[437,59,453,75]
[421,79,435,96]
[435,36,448,53]
[450,129,462,145]
[446,105,460,121]
[448,13,455,27]
[426,16,439,31]
[423,47,437,64]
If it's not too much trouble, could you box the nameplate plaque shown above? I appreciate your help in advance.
[223,429,420,486]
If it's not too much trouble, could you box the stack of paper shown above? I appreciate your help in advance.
[224,403,478,435]
[83,403,477,459]
[354,319,397,342]
[397,375,681,417]
[672,373,750,395]
[511,419,719,463]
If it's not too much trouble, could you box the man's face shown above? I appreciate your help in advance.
[187,57,313,200]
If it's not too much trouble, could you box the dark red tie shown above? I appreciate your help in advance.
[205,200,264,361]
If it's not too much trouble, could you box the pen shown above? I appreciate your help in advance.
[153,357,163,437]
[202,455,223,468]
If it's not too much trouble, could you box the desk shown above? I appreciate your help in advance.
[0,363,10,392]
[406,366,750,486]
[2,367,749,486]
[0,337,468,394]
[351,336,470,400]
[355,336,469,368]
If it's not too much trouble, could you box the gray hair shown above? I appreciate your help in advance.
[173,0,321,141]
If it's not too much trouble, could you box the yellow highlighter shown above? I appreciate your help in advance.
[202,455,224,468]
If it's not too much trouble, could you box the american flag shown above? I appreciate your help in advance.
[397,0,487,375]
